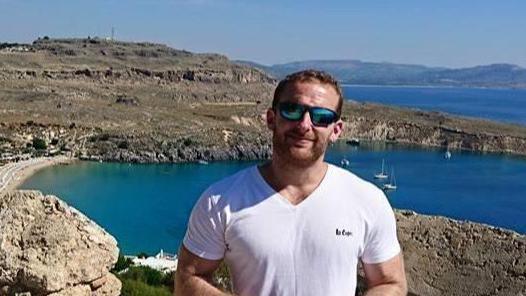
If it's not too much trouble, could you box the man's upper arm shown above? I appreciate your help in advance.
[362,252,407,295]
[361,189,401,264]
[177,245,222,281]
[183,191,227,260]
[175,245,225,295]
[176,188,229,295]
[361,188,406,294]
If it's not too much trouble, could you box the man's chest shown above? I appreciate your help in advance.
[224,198,366,266]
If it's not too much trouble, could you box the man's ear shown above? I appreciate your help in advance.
[330,119,344,142]
[266,108,276,130]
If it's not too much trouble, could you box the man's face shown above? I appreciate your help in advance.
[267,81,343,166]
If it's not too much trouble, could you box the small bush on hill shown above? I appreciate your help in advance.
[32,138,47,150]
[118,140,129,149]
[115,266,173,296]
[120,279,171,296]
[112,254,133,273]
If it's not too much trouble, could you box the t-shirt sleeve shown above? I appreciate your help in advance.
[182,191,226,260]
[361,191,401,264]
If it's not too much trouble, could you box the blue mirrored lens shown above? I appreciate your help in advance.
[279,103,305,120]
[310,107,337,125]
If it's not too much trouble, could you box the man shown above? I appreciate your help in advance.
[175,70,407,295]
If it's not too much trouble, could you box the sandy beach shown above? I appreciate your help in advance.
[0,156,75,196]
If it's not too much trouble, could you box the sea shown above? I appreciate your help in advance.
[342,85,526,126]
[19,86,526,255]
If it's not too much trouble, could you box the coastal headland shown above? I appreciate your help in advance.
[1,38,525,295]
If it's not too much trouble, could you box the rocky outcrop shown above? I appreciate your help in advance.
[93,141,272,163]
[0,38,275,86]
[345,118,526,155]
[395,210,526,296]
[0,191,120,296]
[0,67,274,85]
[343,104,526,155]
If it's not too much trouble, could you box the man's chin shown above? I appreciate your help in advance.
[286,148,319,163]
[286,137,314,148]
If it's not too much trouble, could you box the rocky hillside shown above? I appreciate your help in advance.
[0,38,275,162]
[1,38,526,164]
[1,38,273,83]
[0,190,120,296]
[2,38,526,164]
[394,210,526,296]
[342,102,526,156]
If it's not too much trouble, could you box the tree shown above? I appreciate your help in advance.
[112,254,133,273]
[116,266,173,296]
[32,138,47,150]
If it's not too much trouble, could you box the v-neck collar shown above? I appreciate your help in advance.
[252,164,333,209]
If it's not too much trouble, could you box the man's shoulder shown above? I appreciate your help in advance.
[199,165,260,206]
[207,165,256,192]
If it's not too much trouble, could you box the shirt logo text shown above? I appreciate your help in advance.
[335,228,353,237]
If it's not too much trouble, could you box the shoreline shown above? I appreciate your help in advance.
[0,156,75,196]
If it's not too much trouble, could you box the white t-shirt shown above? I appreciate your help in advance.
[183,164,400,296]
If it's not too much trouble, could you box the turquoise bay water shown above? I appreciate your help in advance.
[343,86,526,126]
[21,142,526,255]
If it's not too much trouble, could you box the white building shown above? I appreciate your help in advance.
[131,250,178,273]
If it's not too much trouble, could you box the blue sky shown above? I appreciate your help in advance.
[1,0,525,68]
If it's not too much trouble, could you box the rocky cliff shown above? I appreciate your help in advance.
[0,191,120,296]
[395,210,526,296]
[343,102,526,156]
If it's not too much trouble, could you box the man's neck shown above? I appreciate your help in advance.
[259,157,329,205]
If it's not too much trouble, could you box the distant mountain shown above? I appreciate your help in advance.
[235,60,526,88]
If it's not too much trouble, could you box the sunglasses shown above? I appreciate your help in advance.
[277,102,339,127]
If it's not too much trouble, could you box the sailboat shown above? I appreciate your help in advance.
[374,159,388,179]
[383,169,397,191]
[444,150,452,159]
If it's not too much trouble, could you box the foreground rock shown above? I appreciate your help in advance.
[0,190,120,296]
[395,210,526,296]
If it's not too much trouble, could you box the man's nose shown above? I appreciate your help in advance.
[297,111,313,130]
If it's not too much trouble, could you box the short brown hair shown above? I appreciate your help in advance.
[272,69,343,116]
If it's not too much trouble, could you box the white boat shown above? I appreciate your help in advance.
[374,159,388,179]
[383,169,397,191]
[340,158,350,167]
[197,160,209,165]
[346,138,360,146]
[444,151,451,159]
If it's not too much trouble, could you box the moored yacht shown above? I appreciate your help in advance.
[374,159,388,179]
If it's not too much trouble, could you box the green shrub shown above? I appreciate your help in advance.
[182,137,194,147]
[118,140,129,149]
[112,254,133,273]
[32,138,47,150]
[118,266,173,289]
[120,279,171,296]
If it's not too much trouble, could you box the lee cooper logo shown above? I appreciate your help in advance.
[336,228,353,237]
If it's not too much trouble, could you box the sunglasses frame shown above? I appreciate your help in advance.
[277,102,340,127]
